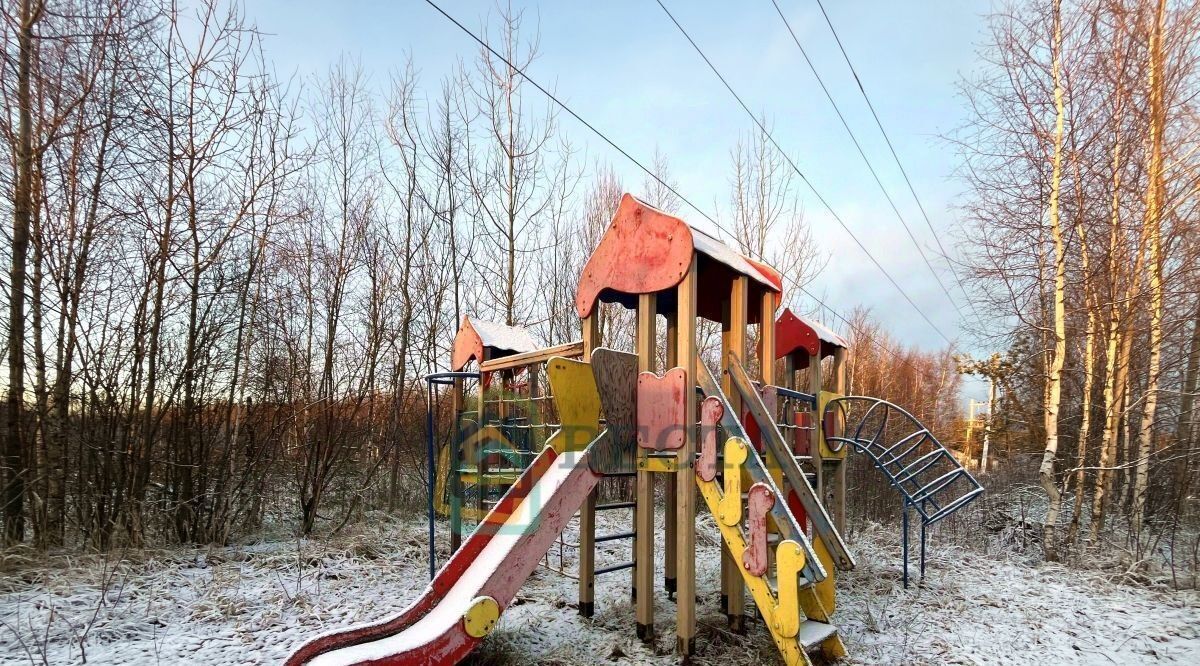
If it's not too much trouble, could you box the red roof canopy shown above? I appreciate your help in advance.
[774,308,848,367]
[575,194,783,323]
[450,316,538,371]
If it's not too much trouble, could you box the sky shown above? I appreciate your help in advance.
[242,0,994,399]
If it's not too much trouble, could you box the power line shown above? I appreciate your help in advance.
[651,0,954,346]
[765,0,964,320]
[808,0,979,319]
[421,0,943,372]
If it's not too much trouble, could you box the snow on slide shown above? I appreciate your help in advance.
[287,444,599,666]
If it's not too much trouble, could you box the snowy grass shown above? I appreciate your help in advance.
[1,510,1197,665]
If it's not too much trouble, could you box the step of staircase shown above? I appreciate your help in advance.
[796,619,839,650]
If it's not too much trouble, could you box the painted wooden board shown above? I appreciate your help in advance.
[727,358,855,572]
[806,536,837,618]
[819,391,848,459]
[636,367,688,451]
[774,540,806,639]
[772,307,820,362]
[546,357,602,454]
[698,396,723,482]
[743,483,775,577]
[718,438,748,526]
[694,361,826,584]
[590,347,638,475]
[694,473,813,666]
[575,194,694,317]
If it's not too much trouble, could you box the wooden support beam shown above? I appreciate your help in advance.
[758,290,777,627]
[809,353,824,500]
[579,314,600,617]
[831,347,848,533]
[675,259,698,657]
[635,294,657,640]
[664,312,678,598]
[760,292,776,385]
[723,276,749,631]
[478,340,585,373]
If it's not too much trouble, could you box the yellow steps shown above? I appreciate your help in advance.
[695,437,846,665]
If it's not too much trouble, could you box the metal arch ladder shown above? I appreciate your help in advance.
[824,396,984,587]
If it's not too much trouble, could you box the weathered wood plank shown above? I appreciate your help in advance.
[478,340,585,373]
[590,347,637,475]
[727,357,855,572]
[675,259,698,656]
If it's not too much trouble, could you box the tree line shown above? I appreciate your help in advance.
[956,0,1200,568]
[3,0,889,551]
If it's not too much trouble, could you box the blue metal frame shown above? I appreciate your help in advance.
[424,371,482,581]
[824,396,984,588]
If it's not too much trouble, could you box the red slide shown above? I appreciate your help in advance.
[286,444,600,666]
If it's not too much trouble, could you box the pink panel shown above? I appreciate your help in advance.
[698,396,723,482]
[637,368,688,451]
[743,482,775,577]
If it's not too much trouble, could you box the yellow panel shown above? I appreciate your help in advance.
[463,595,500,638]
[718,438,749,526]
[803,536,837,618]
[774,540,806,638]
[546,357,601,453]
[818,391,848,460]
[637,453,677,473]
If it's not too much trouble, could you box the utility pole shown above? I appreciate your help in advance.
[966,400,980,464]
[982,379,996,473]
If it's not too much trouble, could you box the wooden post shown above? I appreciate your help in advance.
[529,364,541,449]
[809,352,824,499]
[664,312,678,598]
[831,347,848,533]
[676,259,698,657]
[760,293,776,387]
[579,313,600,617]
[758,291,778,629]
[635,294,657,640]
[722,276,748,631]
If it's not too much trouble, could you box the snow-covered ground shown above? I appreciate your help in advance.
[1,510,1196,665]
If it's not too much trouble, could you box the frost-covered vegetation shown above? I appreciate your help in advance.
[2,501,1197,665]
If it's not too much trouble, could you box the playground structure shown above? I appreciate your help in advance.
[288,194,982,666]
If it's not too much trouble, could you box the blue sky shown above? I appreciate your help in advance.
[245,0,992,373]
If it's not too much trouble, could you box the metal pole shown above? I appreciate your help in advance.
[920,521,928,580]
[901,504,909,589]
[426,379,437,581]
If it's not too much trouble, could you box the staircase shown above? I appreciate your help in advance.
[693,362,849,665]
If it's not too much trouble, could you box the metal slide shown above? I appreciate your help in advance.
[286,437,603,666]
